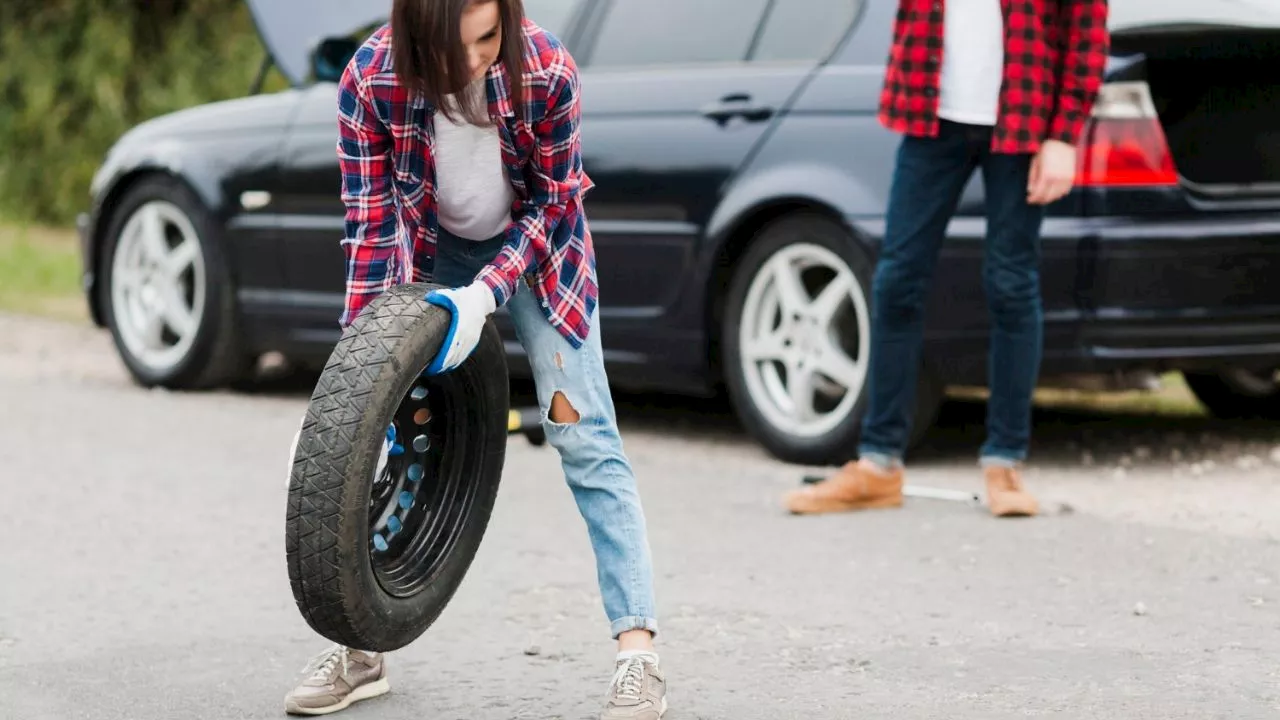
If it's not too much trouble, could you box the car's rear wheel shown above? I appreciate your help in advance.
[1184,368,1280,419]
[722,212,941,466]
[98,176,251,389]
[286,282,509,653]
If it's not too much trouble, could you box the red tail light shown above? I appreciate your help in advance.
[1075,81,1179,187]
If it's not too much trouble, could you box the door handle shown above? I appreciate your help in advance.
[700,94,775,127]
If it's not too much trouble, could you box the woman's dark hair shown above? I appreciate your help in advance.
[390,0,527,125]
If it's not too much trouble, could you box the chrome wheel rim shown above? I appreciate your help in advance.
[109,201,206,373]
[738,243,871,438]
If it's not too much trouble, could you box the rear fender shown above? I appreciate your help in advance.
[702,163,881,271]
[692,164,882,376]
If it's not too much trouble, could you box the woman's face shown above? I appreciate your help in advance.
[460,0,502,82]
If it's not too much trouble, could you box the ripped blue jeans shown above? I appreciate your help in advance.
[433,227,659,640]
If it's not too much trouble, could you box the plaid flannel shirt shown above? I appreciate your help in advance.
[336,20,597,348]
[879,0,1110,153]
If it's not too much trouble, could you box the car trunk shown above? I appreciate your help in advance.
[1114,27,1280,197]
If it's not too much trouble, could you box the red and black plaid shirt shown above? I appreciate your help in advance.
[336,20,597,348]
[879,0,1110,154]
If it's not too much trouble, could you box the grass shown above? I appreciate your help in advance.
[1030,374,1205,417]
[950,372,1207,418]
[0,223,89,323]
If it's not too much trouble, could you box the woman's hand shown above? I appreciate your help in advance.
[423,282,498,374]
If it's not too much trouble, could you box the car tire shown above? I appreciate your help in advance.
[722,212,941,466]
[285,282,509,653]
[1183,368,1280,420]
[98,175,251,389]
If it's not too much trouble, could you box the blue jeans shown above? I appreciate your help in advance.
[433,228,659,639]
[858,120,1046,467]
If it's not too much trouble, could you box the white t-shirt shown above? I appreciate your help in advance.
[937,0,1005,126]
[434,79,516,240]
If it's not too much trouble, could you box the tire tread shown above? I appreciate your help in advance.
[286,282,508,651]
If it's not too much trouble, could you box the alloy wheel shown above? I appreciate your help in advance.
[108,200,206,374]
[737,242,871,438]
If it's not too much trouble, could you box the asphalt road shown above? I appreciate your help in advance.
[1,313,1278,719]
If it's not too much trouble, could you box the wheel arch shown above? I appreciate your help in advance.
[702,197,876,388]
[86,165,223,326]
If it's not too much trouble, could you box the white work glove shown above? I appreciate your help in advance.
[424,281,498,375]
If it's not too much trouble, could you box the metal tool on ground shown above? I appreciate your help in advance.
[801,474,981,505]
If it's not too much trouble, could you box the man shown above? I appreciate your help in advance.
[786,0,1110,517]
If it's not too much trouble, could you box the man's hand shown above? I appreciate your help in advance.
[1027,139,1078,205]
[423,282,498,375]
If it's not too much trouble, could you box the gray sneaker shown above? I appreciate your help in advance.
[284,645,390,716]
[602,652,667,719]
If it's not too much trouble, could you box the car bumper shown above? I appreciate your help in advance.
[75,211,105,327]
[923,212,1280,383]
[1069,213,1280,371]
[1054,211,1280,371]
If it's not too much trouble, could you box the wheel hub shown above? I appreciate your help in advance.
[365,376,478,599]
[788,315,823,356]
[737,243,871,438]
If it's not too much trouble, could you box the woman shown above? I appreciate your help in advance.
[283,1,665,717]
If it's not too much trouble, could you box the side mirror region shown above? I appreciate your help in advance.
[312,37,360,84]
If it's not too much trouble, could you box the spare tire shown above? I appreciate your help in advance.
[285,282,509,652]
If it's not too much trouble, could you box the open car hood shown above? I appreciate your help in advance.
[245,0,1280,86]
[1110,0,1280,34]
[246,0,390,86]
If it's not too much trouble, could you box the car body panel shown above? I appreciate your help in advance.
[81,91,305,327]
[81,0,1280,404]
[245,0,390,86]
[1108,1,1280,34]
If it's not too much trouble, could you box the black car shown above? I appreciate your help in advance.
[78,0,1280,465]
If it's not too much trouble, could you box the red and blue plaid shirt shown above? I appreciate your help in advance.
[879,0,1110,154]
[336,19,597,348]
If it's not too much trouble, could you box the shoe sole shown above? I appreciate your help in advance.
[990,507,1038,518]
[786,495,904,515]
[285,678,391,716]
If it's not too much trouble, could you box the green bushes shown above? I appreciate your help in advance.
[0,0,287,225]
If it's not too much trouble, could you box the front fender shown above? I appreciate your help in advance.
[90,138,230,220]
[83,129,282,326]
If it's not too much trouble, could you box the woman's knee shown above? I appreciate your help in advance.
[548,389,581,425]
[539,387,622,461]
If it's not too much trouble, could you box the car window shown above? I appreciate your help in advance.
[749,0,862,63]
[524,0,584,40]
[585,0,773,68]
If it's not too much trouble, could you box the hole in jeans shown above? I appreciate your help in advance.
[549,390,581,425]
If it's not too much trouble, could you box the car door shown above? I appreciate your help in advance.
[573,0,821,329]
[271,80,351,340]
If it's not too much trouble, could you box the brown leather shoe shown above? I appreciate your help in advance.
[784,460,904,515]
[984,465,1039,517]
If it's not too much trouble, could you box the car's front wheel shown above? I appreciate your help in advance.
[98,176,250,389]
[1184,368,1280,419]
[722,212,941,466]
